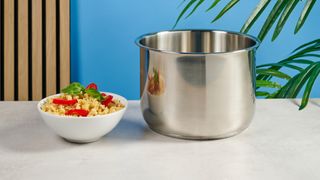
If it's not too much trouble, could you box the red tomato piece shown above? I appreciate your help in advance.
[102,95,113,106]
[65,109,89,117]
[86,83,98,90]
[52,98,78,105]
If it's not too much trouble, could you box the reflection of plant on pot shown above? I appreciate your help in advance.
[147,67,165,115]
[147,67,165,96]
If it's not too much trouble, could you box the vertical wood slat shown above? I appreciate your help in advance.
[32,0,42,100]
[18,0,28,100]
[45,0,56,96]
[4,0,14,100]
[59,0,70,89]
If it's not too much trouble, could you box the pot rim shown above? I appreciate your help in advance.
[135,29,260,55]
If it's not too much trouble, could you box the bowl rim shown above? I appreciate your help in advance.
[135,29,261,55]
[37,92,128,119]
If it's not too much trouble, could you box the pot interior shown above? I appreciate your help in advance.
[137,30,259,54]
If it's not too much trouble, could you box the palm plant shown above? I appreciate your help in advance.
[174,0,318,110]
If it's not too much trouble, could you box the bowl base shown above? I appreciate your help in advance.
[63,137,101,144]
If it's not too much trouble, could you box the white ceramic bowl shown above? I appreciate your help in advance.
[37,92,128,143]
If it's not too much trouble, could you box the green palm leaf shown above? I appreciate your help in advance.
[258,38,320,104]
[256,80,282,89]
[178,0,187,8]
[256,91,270,97]
[286,59,314,65]
[295,0,316,34]
[266,91,281,98]
[291,41,320,55]
[290,48,320,60]
[285,62,318,98]
[257,63,304,72]
[206,0,221,12]
[240,0,271,33]
[274,76,297,98]
[256,69,291,80]
[185,0,205,18]
[299,63,320,110]
[295,54,320,59]
[211,0,240,23]
[292,39,320,53]
[173,0,197,28]
[175,0,315,40]
[257,39,320,81]
[258,0,288,41]
[272,0,299,41]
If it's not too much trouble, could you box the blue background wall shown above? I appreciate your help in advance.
[71,0,319,100]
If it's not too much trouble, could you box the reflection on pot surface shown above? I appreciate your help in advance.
[147,67,165,96]
[176,56,205,87]
[136,30,260,140]
[147,67,166,115]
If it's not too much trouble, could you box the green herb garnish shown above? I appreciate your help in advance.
[61,82,104,101]
[61,82,85,95]
[85,88,104,101]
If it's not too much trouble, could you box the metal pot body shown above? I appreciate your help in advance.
[136,30,259,139]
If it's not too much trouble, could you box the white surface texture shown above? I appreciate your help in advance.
[0,100,320,180]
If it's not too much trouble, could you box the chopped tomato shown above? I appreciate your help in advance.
[86,83,98,90]
[53,98,78,105]
[102,95,113,106]
[65,109,89,117]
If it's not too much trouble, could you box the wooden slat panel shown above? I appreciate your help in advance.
[46,0,56,96]
[4,0,14,100]
[32,0,42,100]
[18,0,28,100]
[2,0,70,100]
[59,0,70,89]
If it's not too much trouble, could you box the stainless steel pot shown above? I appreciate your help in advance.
[136,30,260,140]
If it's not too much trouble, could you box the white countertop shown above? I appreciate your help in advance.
[1,100,320,180]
